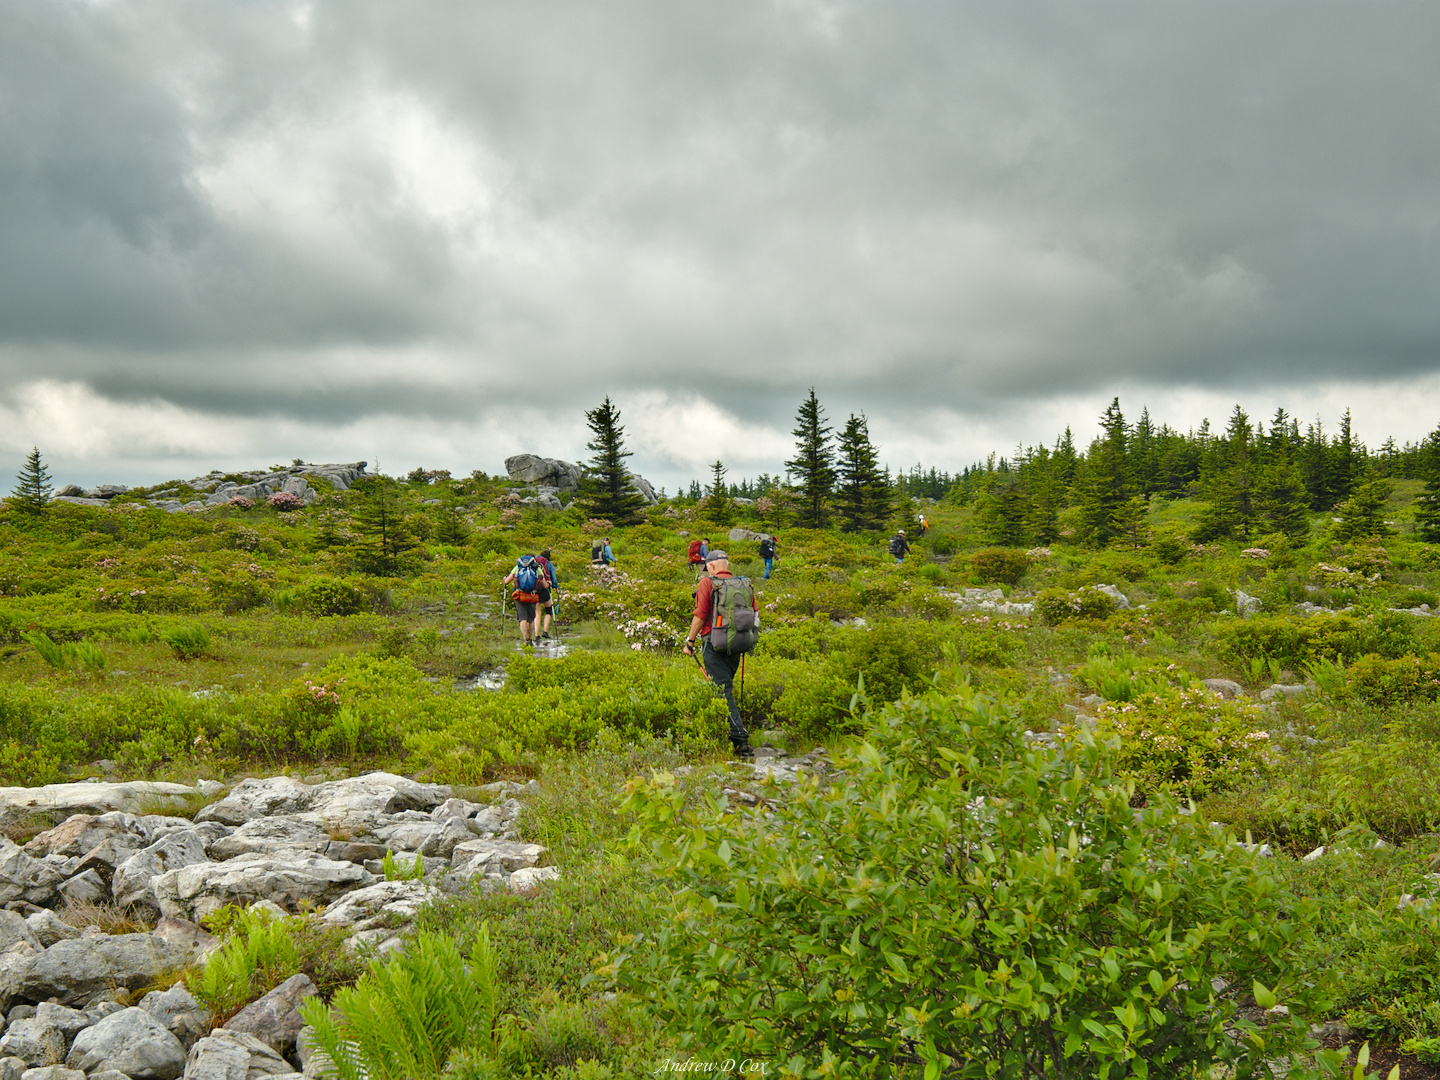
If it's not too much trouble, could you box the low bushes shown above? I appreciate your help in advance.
[1034,586,1119,624]
[1090,688,1272,798]
[968,547,1029,585]
[613,684,1331,1077]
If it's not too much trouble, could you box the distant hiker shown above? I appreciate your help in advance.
[699,537,710,564]
[919,513,929,534]
[591,537,615,567]
[686,536,706,576]
[888,529,912,564]
[536,547,558,641]
[683,549,759,758]
[502,553,545,646]
[758,534,777,580]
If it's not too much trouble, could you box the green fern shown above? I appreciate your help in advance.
[161,625,210,660]
[23,631,68,669]
[71,640,106,670]
[299,926,499,1080]
[186,907,301,1028]
[382,851,425,881]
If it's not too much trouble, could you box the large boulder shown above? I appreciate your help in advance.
[306,774,452,831]
[65,1008,186,1080]
[195,778,312,827]
[112,832,215,911]
[503,455,582,493]
[318,880,435,927]
[0,1020,65,1068]
[449,839,548,874]
[0,933,192,1007]
[207,820,330,862]
[152,853,373,921]
[23,815,137,859]
[0,841,70,906]
[138,984,209,1051]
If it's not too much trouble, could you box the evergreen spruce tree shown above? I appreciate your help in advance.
[1194,405,1257,540]
[974,477,1028,546]
[1416,472,1440,543]
[9,447,53,515]
[1254,460,1312,540]
[1023,446,1067,545]
[575,397,647,526]
[1333,476,1392,541]
[835,413,888,532]
[351,476,414,576]
[1073,399,1134,546]
[786,388,836,529]
[1109,495,1150,550]
[704,460,733,526]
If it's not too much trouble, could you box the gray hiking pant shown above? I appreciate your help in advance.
[702,642,748,749]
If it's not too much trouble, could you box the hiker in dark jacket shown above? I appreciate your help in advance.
[889,529,912,563]
[758,535,777,580]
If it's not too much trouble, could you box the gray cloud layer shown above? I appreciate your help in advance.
[2,1,1438,485]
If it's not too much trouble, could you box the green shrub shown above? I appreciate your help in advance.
[1034,586,1119,624]
[300,927,500,1080]
[928,533,958,557]
[968,546,1029,585]
[161,624,210,660]
[1090,688,1271,797]
[1214,611,1422,669]
[1343,652,1440,702]
[614,684,1331,1077]
[294,577,366,617]
[1074,653,1193,703]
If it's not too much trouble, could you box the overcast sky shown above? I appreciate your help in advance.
[2,1,1438,493]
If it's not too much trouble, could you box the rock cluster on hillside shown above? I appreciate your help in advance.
[0,771,559,1079]
[503,454,658,511]
[0,745,830,1079]
[51,465,369,515]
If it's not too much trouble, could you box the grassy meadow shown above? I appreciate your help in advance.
[4,470,1440,1076]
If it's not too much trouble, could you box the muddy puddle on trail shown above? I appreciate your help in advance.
[454,636,571,692]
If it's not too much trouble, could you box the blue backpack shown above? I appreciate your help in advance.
[515,555,542,594]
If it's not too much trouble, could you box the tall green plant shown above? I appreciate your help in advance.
[9,447,53,515]
[300,927,499,1080]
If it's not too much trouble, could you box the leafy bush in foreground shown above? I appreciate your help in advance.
[615,685,1332,1078]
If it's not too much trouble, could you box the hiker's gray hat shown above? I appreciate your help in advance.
[705,549,729,563]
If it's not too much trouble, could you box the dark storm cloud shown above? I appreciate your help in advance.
[1,0,1438,482]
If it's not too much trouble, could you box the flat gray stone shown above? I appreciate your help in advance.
[0,784,198,819]
[449,839,547,873]
[152,853,373,922]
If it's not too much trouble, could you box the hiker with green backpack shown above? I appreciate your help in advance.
[682,548,759,758]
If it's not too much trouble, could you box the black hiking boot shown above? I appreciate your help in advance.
[733,742,755,760]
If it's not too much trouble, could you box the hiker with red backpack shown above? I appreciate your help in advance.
[502,552,548,647]
[682,549,759,758]
[686,536,710,577]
